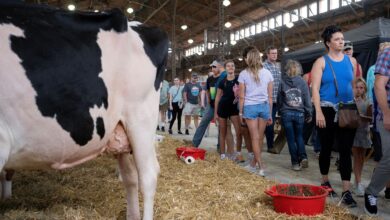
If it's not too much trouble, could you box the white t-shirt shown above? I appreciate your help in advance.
[238,68,274,106]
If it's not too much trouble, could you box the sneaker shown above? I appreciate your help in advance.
[185,129,189,135]
[321,181,338,197]
[341,190,357,208]
[178,131,183,135]
[244,164,257,173]
[220,154,226,160]
[292,164,301,171]
[385,188,390,200]
[156,126,160,131]
[301,159,309,168]
[354,183,365,197]
[364,193,378,217]
[258,169,265,177]
[161,126,165,132]
[168,129,172,134]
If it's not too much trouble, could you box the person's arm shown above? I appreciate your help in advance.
[169,90,173,110]
[239,82,245,119]
[182,85,188,103]
[200,89,206,108]
[302,80,313,122]
[311,57,326,128]
[375,74,390,130]
[267,81,273,125]
[214,88,223,121]
[276,82,282,111]
[350,57,357,94]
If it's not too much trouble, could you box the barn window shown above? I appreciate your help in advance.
[300,6,308,19]
[330,0,340,10]
[309,2,318,16]
[319,0,328,14]
[269,18,275,29]
[262,20,268,31]
[256,23,262,33]
[275,15,282,27]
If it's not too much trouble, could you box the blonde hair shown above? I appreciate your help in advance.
[354,78,367,100]
[379,42,390,54]
[284,59,303,77]
[245,49,263,83]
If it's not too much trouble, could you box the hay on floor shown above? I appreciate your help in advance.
[0,136,360,219]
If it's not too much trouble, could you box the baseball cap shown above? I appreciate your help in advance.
[344,40,353,50]
[210,60,223,67]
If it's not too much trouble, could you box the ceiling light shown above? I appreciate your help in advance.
[230,40,237,45]
[223,0,231,7]
[181,25,188,30]
[224,22,232,28]
[94,9,99,13]
[127,7,134,14]
[188,68,192,72]
[188,39,194,44]
[67,4,76,11]
[260,52,263,57]
[238,57,243,61]
[315,40,322,44]
[286,22,294,28]
[284,47,289,52]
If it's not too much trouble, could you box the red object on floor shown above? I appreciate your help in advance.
[264,184,329,216]
[176,147,206,160]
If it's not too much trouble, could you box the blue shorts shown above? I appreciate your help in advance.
[243,103,270,120]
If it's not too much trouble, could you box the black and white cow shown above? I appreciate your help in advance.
[0,1,168,219]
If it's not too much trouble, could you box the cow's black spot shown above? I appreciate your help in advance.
[96,117,105,139]
[0,2,127,146]
[131,25,169,91]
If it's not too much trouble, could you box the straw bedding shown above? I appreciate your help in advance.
[0,136,360,219]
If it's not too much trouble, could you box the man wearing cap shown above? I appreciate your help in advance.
[183,72,202,135]
[344,40,363,78]
[191,60,224,147]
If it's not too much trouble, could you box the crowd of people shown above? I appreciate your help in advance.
[157,25,390,216]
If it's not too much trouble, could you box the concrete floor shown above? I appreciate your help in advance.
[160,119,390,219]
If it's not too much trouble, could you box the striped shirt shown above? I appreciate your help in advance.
[263,60,281,103]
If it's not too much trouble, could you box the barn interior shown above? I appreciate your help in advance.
[2,0,390,219]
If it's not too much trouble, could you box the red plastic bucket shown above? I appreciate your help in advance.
[264,184,329,216]
[176,147,206,160]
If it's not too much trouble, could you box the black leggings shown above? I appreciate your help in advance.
[317,107,356,181]
[169,102,183,131]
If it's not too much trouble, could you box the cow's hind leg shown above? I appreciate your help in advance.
[0,125,12,200]
[126,121,159,220]
[118,153,140,220]
[0,169,14,199]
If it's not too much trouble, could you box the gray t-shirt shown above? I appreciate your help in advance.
[183,82,202,104]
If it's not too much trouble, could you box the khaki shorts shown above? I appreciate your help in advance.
[159,102,168,112]
[183,103,201,116]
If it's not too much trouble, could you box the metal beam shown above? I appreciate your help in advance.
[144,0,171,23]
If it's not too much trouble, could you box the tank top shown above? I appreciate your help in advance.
[319,55,354,104]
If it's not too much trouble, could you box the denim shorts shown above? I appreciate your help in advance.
[243,103,270,120]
